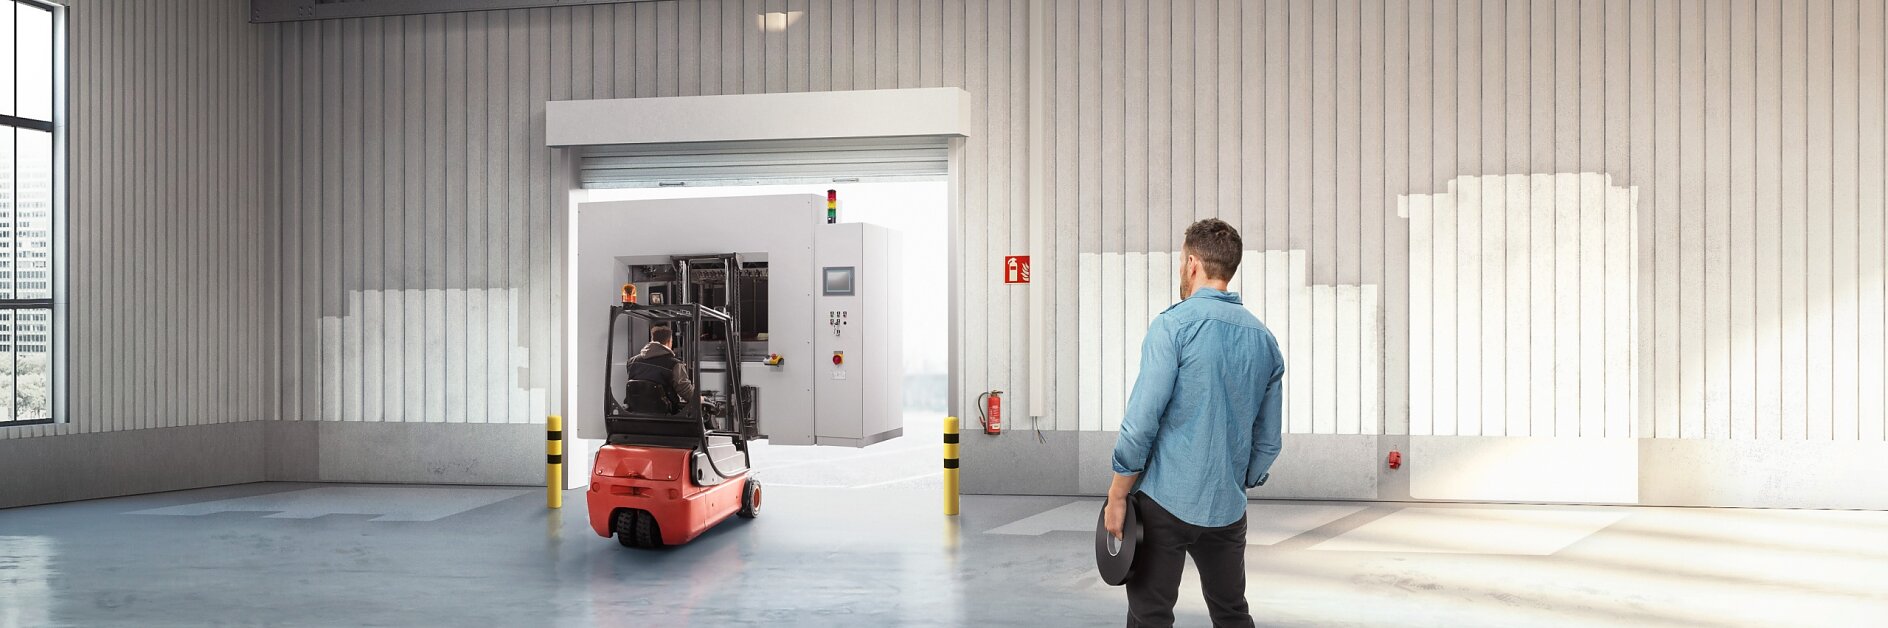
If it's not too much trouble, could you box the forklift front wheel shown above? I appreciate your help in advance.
[738,477,762,519]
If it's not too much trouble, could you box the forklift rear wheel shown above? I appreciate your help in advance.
[613,509,663,549]
[738,477,762,519]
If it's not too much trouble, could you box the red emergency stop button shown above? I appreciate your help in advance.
[832,352,844,365]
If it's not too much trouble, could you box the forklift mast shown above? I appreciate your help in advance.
[666,253,760,441]
[603,253,760,480]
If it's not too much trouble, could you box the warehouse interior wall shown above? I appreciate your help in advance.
[1037,0,1888,509]
[12,1,1883,510]
[259,0,1888,509]
[1046,0,1888,509]
[5,0,1885,511]
[0,0,275,508]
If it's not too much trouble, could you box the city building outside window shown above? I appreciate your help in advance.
[1,0,58,425]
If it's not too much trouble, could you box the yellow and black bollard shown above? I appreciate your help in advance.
[547,415,564,509]
[943,416,960,516]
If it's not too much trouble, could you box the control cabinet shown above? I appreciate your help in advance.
[813,222,904,447]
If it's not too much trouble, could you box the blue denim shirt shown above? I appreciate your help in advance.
[1110,287,1285,528]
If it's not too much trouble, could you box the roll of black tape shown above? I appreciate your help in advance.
[1095,497,1142,586]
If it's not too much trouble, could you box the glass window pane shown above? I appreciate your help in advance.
[18,3,54,122]
[14,308,48,420]
[0,3,15,118]
[0,310,14,422]
[0,128,13,301]
[16,128,49,300]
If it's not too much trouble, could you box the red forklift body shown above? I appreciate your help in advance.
[586,444,751,546]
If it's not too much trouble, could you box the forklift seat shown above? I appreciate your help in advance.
[622,379,676,415]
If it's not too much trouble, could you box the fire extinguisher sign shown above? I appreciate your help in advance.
[1004,256,1030,284]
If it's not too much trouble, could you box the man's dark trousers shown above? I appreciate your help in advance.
[1125,493,1255,628]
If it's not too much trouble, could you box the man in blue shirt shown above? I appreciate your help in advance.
[1105,218,1286,628]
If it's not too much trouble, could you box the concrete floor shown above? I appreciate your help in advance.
[3,451,1886,627]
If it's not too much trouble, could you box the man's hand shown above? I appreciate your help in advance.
[1104,495,1127,540]
[1105,472,1138,540]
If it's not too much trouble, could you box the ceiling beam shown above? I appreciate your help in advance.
[250,0,652,23]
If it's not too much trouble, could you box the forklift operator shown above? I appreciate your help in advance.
[624,324,700,413]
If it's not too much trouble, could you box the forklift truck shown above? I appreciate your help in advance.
[587,253,763,549]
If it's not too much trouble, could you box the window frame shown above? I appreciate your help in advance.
[1,0,61,428]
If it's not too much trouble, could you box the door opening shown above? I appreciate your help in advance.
[577,182,950,492]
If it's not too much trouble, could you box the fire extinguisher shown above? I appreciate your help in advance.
[978,390,1003,435]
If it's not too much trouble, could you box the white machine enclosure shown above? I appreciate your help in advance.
[814,223,904,447]
[572,194,903,448]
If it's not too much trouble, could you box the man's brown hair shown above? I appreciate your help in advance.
[650,324,673,345]
[1183,218,1243,280]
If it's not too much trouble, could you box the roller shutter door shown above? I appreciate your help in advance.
[578,136,950,188]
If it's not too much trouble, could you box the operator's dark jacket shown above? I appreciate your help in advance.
[624,341,696,411]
